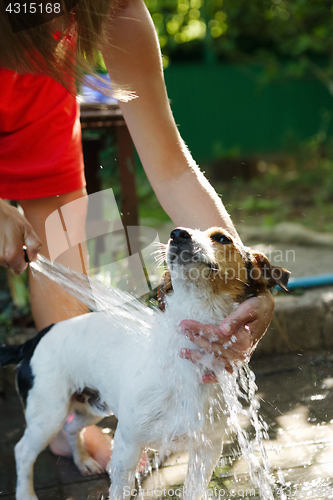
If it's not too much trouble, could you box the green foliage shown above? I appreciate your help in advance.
[146,0,333,92]
[145,0,209,66]
[214,127,333,232]
[211,0,333,61]
[0,267,33,342]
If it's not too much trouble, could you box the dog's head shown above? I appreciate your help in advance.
[158,227,290,311]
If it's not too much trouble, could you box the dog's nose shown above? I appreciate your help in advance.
[170,228,191,245]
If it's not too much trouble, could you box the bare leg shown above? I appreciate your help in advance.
[19,189,89,329]
[64,410,109,475]
[19,189,113,468]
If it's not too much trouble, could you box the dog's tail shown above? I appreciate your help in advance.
[0,344,25,366]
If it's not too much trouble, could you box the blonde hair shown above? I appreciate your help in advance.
[0,0,117,93]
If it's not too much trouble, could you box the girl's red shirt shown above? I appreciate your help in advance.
[0,67,85,200]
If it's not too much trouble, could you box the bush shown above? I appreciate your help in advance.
[146,0,333,94]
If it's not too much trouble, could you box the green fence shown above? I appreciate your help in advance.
[164,63,333,161]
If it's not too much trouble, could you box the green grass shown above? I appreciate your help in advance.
[211,131,333,232]
[213,152,333,233]
[103,130,333,234]
[97,125,333,233]
[124,150,333,234]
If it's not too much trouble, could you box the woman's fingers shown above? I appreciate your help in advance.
[180,320,251,357]
[180,291,274,355]
[180,320,222,342]
[0,200,42,273]
[179,348,233,382]
[22,223,42,263]
[220,291,274,344]
[3,243,27,274]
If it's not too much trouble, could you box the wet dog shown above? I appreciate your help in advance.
[0,227,289,500]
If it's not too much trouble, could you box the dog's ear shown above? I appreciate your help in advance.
[157,269,173,311]
[250,251,290,292]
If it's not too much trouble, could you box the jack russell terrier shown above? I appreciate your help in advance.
[0,227,290,500]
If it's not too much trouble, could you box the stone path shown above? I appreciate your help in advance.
[2,352,333,499]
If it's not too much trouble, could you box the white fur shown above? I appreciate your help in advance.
[14,228,244,500]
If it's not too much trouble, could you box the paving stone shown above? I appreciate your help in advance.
[52,456,100,486]
[231,440,333,477]
[0,487,63,500]
[253,287,333,357]
[282,465,333,495]
[62,476,110,500]
[256,375,296,405]
[0,396,24,424]
[34,451,59,490]
[34,487,63,500]
[0,451,17,495]
[0,398,24,496]
[1,368,17,399]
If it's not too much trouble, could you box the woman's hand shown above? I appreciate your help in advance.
[0,199,41,274]
[179,290,274,382]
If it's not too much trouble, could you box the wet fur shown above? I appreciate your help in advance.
[0,227,290,500]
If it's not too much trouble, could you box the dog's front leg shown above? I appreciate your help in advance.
[184,435,223,500]
[108,428,143,500]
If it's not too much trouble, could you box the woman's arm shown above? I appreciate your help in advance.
[101,0,274,367]
[101,0,238,238]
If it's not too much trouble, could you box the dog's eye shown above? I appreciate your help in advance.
[210,233,232,245]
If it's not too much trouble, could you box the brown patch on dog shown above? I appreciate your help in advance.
[202,229,290,300]
[161,227,290,308]
[157,270,173,311]
[249,251,291,293]
[206,232,249,302]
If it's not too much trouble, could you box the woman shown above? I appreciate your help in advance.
[0,0,274,468]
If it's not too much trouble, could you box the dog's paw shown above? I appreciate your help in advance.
[75,455,105,476]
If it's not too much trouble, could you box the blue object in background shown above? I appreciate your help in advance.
[276,273,333,292]
[78,73,118,105]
